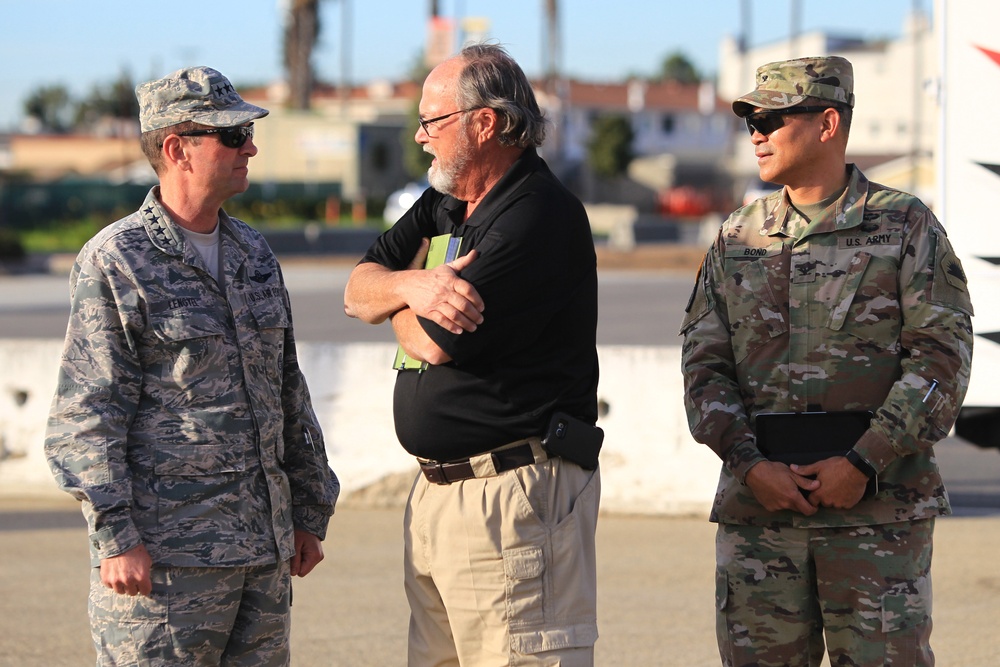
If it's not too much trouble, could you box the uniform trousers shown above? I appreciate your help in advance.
[89,559,290,666]
[404,441,601,667]
[715,518,935,667]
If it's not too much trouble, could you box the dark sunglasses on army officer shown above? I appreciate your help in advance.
[177,123,255,149]
[744,106,838,136]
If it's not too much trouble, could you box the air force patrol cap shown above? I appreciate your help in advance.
[135,66,268,133]
[732,56,855,118]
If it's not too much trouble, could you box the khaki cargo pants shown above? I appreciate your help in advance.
[404,449,601,667]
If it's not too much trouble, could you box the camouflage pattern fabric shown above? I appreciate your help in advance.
[89,561,291,666]
[45,186,339,568]
[716,520,934,666]
[680,165,974,529]
[733,56,855,117]
[135,65,268,132]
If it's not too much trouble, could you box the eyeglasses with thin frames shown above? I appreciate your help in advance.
[417,108,483,135]
[744,106,836,137]
[177,123,255,148]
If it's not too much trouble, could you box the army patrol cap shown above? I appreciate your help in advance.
[136,66,268,133]
[732,56,855,117]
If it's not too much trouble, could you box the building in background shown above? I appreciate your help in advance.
[1,7,939,225]
[717,9,936,203]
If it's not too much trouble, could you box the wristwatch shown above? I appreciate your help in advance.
[845,449,877,478]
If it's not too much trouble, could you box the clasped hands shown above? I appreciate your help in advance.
[745,456,870,516]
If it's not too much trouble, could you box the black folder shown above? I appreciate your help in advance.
[755,411,877,498]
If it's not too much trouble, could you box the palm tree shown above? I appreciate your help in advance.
[284,0,321,110]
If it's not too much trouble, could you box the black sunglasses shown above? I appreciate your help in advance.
[744,106,836,136]
[417,108,483,135]
[177,123,254,148]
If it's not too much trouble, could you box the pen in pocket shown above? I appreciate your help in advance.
[922,379,939,403]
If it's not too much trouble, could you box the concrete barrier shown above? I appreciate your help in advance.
[0,341,719,515]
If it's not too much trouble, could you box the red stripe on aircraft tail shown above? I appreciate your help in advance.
[975,45,1000,67]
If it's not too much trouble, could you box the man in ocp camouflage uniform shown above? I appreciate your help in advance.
[680,56,973,666]
[44,66,339,666]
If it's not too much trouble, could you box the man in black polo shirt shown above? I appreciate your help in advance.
[345,43,601,666]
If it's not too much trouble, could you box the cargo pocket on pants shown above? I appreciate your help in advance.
[506,542,599,657]
[503,468,600,657]
[504,545,546,632]
[879,588,929,665]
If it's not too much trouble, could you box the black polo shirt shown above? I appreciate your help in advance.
[360,148,599,461]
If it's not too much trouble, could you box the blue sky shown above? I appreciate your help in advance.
[0,0,925,130]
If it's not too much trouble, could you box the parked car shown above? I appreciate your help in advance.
[383,180,430,225]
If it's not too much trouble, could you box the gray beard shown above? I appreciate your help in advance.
[426,139,472,197]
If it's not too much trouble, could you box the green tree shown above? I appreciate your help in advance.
[401,98,432,181]
[74,70,139,127]
[658,51,700,83]
[587,115,634,180]
[400,53,432,181]
[23,85,73,132]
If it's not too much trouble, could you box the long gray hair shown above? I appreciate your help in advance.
[456,43,547,148]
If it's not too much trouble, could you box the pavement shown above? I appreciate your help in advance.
[2,465,998,667]
[2,245,998,665]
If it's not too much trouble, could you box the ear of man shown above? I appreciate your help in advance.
[472,107,498,145]
[162,134,193,172]
[818,107,846,146]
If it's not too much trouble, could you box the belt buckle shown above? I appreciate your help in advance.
[426,462,449,485]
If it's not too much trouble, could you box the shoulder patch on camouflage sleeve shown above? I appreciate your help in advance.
[684,258,704,314]
[931,244,974,316]
[680,253,714,335]
[942,251,967,290]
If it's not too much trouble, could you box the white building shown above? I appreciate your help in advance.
[717,10,937,201]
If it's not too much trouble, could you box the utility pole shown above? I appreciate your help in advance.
[789,0,801,58]
[910,0,924,196]
[340,0,351,110]
[543,0,564,171]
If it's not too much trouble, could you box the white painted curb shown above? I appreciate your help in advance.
[0,341,719,515]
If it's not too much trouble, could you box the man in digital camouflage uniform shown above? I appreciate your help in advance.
[680,56,973,666]
[45,66,339,666]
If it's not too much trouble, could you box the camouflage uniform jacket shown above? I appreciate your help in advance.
[45,187,339,567]
[680,166,974,528]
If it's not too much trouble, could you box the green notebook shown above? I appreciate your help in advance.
[393,234,463,371]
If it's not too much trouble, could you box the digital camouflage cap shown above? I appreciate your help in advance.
[732,56,855,118]
[135,66,268,133]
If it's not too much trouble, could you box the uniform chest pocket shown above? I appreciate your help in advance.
[826,252,901,345]
[248,297,290,372]
[249,297,290,330]
[149,311,229,394]
[723,258,788,363]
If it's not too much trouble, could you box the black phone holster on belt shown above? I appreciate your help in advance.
[541,411,604,470]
